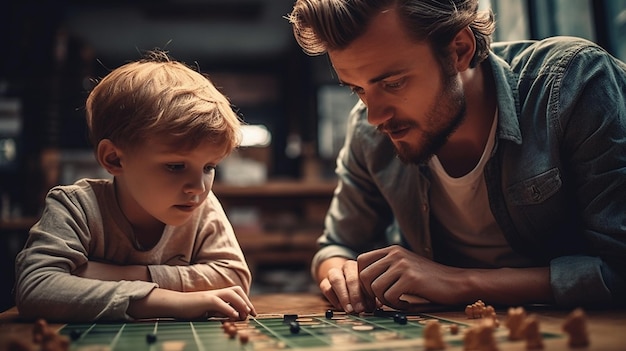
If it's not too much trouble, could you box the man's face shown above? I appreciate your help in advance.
[329,9,466,164]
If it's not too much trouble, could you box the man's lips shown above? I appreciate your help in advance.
[385,127,410,140]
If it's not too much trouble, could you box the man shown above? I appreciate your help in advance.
[287,0,626,313]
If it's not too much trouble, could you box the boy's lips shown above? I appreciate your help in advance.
[174,202,199,212]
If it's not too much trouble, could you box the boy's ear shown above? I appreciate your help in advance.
[451,26,476,71]
[97,139,123,176]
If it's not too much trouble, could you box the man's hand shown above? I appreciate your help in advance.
[357,245,554,308]
[357,245,465,309]
[317,257,378,314]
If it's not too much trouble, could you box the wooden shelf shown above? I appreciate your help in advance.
[213,179,337,271]
[0,217,37,232]
[212,179,337,198]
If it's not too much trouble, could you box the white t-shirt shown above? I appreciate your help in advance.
[428,112,534,268]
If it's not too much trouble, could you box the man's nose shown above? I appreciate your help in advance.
[363,92,393,126]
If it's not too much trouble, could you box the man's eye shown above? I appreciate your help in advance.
[166,164,185,172]
[340,83,364,96]
[384,78,405,90]
[204,165,216,174]
[348,86,364,95]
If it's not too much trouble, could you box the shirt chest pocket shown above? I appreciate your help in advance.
[507,168,562,205]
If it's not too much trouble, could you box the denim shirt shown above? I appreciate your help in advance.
[315,36,626,307]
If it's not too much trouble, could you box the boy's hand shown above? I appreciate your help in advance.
[127,286,256,320]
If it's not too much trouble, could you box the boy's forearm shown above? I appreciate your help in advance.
[126,288,178,319]
[73,261,151,282]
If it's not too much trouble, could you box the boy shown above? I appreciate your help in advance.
[14,50,257,322]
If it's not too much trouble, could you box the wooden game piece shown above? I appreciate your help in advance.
[465,304,477,319]
[40,331,70,351]
[465,300,492,319]
[521,315,543,349]
[449,323,459,335]
[477,318,498,351]
[505,307,527,341]
[423,320,446,350]
[239,331,250,344]
[562,308,590,348]
[482,305,499,327]
[33,318,50,343]
[325,309,334,319]
[463,318,498,351]
[4,336,32,351]
[464,326,479,350]
[226,325,238,338]
[30,318,70,351]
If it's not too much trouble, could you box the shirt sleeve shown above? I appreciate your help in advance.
[550,256,625,306]
[311,102,395,279]
[546,41,626,307]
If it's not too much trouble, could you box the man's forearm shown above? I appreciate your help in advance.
[462,266,553,305]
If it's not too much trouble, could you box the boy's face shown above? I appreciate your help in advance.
[115,138,225,229]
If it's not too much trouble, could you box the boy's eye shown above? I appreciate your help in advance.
[166,164,185,172]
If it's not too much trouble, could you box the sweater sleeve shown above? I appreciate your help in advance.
[14,185,157,322]
[147,191,252,293]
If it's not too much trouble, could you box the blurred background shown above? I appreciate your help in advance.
[1,0,625,311]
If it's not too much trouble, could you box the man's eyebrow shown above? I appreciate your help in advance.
[339,69,408,87]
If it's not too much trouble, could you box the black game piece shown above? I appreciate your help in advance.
[396,314,408,325]
[325,309,334,319]
[374,308,394,317]
[283,314,298,324]
[289,321,301,334]
[69,329,82,341]
[146,333,157,343]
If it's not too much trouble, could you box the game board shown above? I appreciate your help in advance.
[59,310,561,351]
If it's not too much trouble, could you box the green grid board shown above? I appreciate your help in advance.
[59,312,561,351]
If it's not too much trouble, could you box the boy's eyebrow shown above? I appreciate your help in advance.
[339,69,408,87]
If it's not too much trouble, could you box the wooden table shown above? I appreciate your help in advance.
[1,293,625,350]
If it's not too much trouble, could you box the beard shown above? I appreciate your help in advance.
[383,65,467,165]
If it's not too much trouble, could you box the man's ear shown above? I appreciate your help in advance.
[451,26,476,71]
[97,139,123,176]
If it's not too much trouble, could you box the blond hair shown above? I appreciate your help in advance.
[86,50,241,156]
